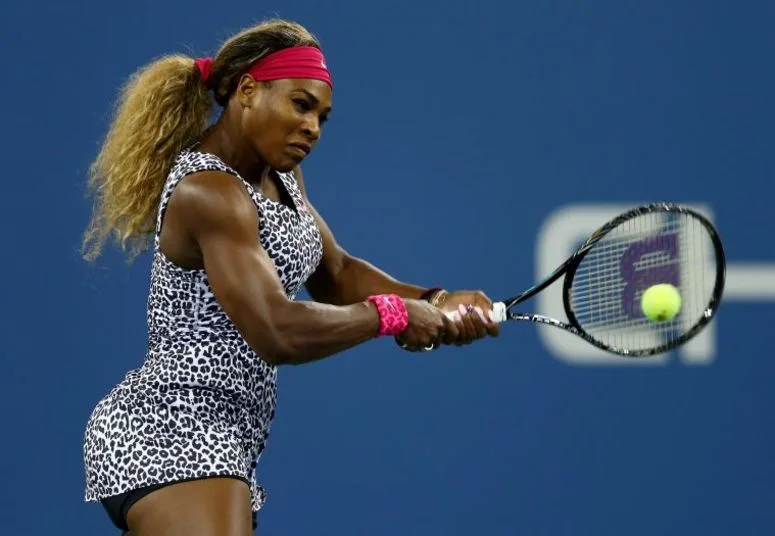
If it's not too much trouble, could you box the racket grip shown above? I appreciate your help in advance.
[490,302,507,323]
[443,302,507,323]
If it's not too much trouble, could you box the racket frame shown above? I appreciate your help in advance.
[497,203,726,357]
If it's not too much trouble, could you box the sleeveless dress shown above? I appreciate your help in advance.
[83,149,323,515]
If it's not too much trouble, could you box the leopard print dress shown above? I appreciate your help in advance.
[83,149,323,515]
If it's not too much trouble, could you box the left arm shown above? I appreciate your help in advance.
[295,166,500,342]
[296,167,431,305]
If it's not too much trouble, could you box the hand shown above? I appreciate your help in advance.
[439,290,500,345]
[396,299,460,352]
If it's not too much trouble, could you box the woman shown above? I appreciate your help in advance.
[82,18,499,536]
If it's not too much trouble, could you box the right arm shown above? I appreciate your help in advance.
[166,172,449,365]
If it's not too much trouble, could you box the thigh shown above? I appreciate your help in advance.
[126,477,253,536]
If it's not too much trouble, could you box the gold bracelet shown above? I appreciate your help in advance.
[425,289,448,308]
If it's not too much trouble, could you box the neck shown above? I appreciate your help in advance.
[198,110,269,185]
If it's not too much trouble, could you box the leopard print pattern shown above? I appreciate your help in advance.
[83,149,323,516]
[367,294,409,336]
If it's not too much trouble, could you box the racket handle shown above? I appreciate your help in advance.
[490,302,507,322]
[443,302,508,323]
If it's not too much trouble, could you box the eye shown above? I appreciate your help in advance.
[292,98,312,112]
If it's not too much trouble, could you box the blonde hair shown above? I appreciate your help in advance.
[81,19,321,262]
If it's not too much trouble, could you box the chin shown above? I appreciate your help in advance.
[271,157,302,173]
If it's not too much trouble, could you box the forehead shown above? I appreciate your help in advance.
[275,79,332,108]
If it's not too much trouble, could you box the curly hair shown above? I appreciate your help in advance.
[81,19,321,262]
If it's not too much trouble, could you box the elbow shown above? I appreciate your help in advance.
[261,312,339,366]
[261,302,315,365]
[263,330,323,366]
[260,342,304,367]
[246,330,298,367]
[242,307,310,366]
[229,295,302,366]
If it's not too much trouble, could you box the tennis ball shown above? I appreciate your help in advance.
[641,283,682,322]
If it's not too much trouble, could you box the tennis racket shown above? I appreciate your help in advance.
[484,203,725,357]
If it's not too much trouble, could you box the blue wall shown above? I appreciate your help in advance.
[2,1,774,534]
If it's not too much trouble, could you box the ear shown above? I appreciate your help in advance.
[235,74,262,108]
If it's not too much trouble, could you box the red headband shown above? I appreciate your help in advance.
[194,46,332,88]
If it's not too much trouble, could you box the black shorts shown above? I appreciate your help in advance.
[101,478,257,533]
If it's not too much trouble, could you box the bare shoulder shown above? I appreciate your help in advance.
[172,171,254,216]
[168,170,258,235]
[159,170,260,268]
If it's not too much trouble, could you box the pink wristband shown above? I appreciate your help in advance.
[367,294,409,337]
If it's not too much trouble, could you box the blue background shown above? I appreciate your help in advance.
[2,0,774,534]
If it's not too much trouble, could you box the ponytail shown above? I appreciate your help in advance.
[82,54,210,262]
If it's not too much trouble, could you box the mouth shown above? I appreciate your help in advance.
[288,142,311,157]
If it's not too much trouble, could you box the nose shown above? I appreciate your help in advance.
[301,117,320,141]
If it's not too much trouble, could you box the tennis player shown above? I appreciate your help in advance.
[81,18,499,536]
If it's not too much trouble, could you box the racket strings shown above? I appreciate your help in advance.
[569,211,717,352]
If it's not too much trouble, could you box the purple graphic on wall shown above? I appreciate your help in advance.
[620,232,680,318]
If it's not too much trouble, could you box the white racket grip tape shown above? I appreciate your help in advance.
[490,302,507,323]
[443,302,507,323]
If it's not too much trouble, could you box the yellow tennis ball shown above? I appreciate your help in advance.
[641,283,682,322]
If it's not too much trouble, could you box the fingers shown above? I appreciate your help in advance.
[485,320,501,337]
[397,305,447,351]
[480,306,501,337]
[395,336,434,352]
[398,294,500,354]
[441,313,460,345]
[444,304,487,345]
[471,306,491,338]
[469,292,500,337]
[461,304,486,342]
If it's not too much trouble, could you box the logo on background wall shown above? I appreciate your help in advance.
[535,203,775,366]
